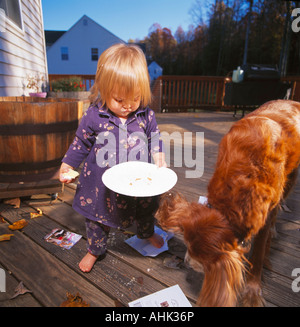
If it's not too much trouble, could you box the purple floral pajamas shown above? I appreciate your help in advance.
[86,195,159,256]
[62,103,164,255]
[85,219,110,256]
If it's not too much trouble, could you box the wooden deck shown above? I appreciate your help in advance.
[0,111,299,307]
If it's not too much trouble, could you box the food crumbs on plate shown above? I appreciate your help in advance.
[131,177,152,184]
[8,219,28,230]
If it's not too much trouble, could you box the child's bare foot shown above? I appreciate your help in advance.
[79,252,98,272]
[147,233,164,248]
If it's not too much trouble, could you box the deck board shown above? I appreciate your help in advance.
[0,111,299,307]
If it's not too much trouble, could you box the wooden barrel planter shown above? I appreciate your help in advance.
[0,96,83,183]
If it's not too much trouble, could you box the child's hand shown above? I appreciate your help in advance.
[153,152,167,168]
[59,163,79,184]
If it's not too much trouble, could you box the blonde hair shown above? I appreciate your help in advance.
[89,43,151,108]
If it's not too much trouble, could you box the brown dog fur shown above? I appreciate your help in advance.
[156,100,300,306]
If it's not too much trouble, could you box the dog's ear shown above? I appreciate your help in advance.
[156,192,194,233]
[197,248,246,307]
[182,206,236,262]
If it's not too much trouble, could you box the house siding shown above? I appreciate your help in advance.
[0,0,48,96]
[46,15,125,75]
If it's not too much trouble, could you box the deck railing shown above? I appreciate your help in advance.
[157,76,229,112]
[48,74,300,112]
[281,76,300,102]
[154,75,300,112]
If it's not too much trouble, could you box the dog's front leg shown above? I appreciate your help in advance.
[241,208,278,307]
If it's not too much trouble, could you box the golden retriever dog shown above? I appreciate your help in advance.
[156,100,300,306]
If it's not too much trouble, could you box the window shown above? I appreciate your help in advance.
[61,47,69,61]
[0,0,22,29]
[91,48,98,61]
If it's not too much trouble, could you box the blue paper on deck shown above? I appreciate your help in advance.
[125,226,174,257]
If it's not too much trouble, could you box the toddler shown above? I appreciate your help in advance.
[60,44,167,272]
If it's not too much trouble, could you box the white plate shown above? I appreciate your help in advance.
[102,161,177,197]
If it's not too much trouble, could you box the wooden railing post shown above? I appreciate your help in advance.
[150,78,162,113]
[216,77,231,107]
[281,76,300,101]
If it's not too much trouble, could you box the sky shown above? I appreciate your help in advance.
[41,0,200,42]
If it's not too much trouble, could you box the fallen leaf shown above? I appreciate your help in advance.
[281,203,292,213]
[60,292,90,307]
[8,219,28,230]
[3,198,20,208]
[10,281,32,299]
[0,215,5,223]
[0,234,14,242]
[137,276,144,285]
[163,255,183,269]
[30,208,43,219]
[114,299,126,307]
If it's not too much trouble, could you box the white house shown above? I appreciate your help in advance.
[0,0,48,96]
[148,61,163,82]
[46,15,125,75]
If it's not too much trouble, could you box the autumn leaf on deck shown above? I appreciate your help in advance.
[3,197,21,208]
[60,292,90,307]
[10,281,32,299]
[8,219,28,230]
[30,208,43,219]
[0,234,14,242]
